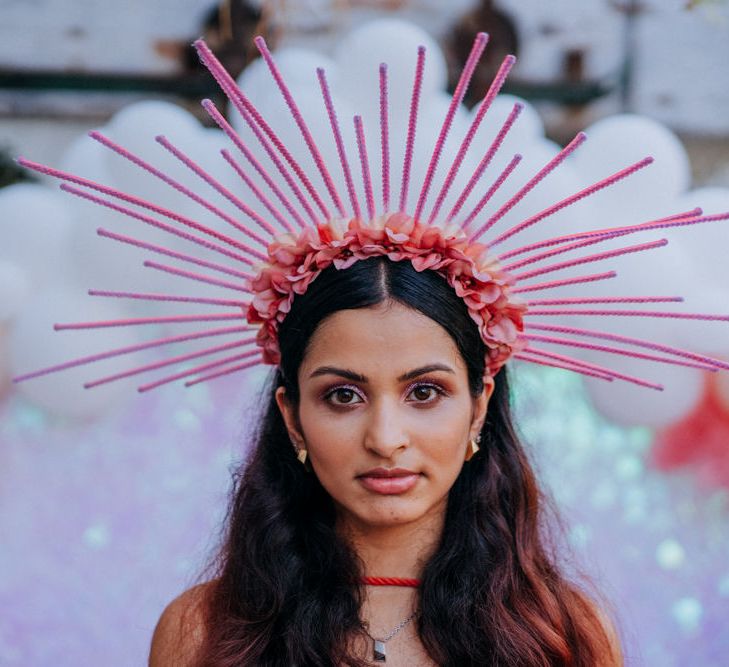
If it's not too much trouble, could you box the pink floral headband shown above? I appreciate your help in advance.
[247,213,526,376]
[12,32,729,392]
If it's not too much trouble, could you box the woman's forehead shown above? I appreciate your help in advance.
[300,302,467,379]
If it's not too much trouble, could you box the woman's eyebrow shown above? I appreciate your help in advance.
[308,364,454,382]
[397,364,455,381]
[309,366,367,382]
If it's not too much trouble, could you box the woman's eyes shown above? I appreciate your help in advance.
[408,385,442,403]
[326,386,363,405]
[322,383,446,407]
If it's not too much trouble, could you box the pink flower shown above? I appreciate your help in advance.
[246,215,527,375]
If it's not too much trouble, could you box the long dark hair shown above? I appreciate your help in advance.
[195,257,618,666]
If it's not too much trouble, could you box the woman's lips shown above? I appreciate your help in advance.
[357,468,420,495]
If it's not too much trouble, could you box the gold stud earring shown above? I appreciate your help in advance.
[465,434,481,461]
[296,447,308,466]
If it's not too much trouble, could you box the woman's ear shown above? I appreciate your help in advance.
[470,375,495,440]
[275,386,305,447]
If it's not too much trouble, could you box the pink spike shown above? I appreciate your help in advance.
[90,131,267,250]
[202,99,307,229]
[449,103,523,224]
[255,36,345,217]
[514,351,614,382]
[503,227,646,272]
[85,337,256,388]
[522,345,622,380]
[155,135,277,239]
[428,54,516,225]
[511,238,668,282]
[399,45,426,213]
[20,158,260,265]
[195,41,327,223]
[511,270,617,294]
[317,68,361,219]
[12,324,251,383]
[143,260,251,294]
[414,32,488,221]
[524,322,729,371]
[184,356,263,388]
[139,349,262,392]
[526,296,683,306]
[469,132,588,241]
[490,157,654,247]
[498,208,705,261]
[581,211,729,246]
[55,312,242,331]
[461,154,522,229]
[354,115,376,221]
[380,63,391,214]
[518,346,663,389]
[519,347,620,379]
[97,228,253,281]
[521,333,718,372]
[61,184,258,266]
[525,309,729,321]
[220,149,292,232]
[88,289,246,308]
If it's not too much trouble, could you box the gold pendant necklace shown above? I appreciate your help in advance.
[364,611,417,662]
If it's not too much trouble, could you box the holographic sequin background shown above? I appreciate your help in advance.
[1,364,728,665]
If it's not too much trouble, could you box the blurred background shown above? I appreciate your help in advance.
[1,1,728,665]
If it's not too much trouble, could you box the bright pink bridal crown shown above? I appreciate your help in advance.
[13,32,729,392]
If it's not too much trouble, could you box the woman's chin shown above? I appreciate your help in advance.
[343,499,437,529]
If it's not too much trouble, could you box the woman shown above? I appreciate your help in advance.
[149,257,622,666]
[21,28,716,667]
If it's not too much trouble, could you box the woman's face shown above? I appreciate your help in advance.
[276,301,493,531]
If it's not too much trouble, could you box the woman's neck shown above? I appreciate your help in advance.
[336,505,446,579]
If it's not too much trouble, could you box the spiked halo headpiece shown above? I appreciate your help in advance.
[12,31,729,393]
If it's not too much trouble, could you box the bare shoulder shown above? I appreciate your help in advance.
[149,581,215,667]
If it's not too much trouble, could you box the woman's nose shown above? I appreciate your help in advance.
[362,399,409,458]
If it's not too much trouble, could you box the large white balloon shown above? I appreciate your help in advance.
[334,19,447,131]
[0,183,76,288]
[0,260,31,321]
[583,357,704,428]
[466,94,545,177]
[236,47,339,112]
[102,101,207,217]
[570,114,691,226]
[59,129,110,181]
[672,187,729,286]
[8,289,145,420]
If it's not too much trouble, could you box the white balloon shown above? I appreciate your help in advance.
[0,260,31,321]
[334,19,447,128]
[102,101,205,216]
[583,357,704,428]
[672,187,729,286]
[570,114,691,226]
[8,289,145,420]
[231,82,359,221]
[467,94,545,174]
[237,47,339,111]
[0,183,76,287]
[59,129,110,181]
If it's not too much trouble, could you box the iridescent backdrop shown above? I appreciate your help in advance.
[1,364,727,665]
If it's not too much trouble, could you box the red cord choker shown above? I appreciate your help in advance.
[359,576,421,587]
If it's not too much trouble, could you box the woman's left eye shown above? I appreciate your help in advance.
[407,384,444,403]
